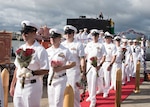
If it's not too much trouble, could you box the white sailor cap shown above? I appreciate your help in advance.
[79,29,83,32]
[90,29,99,36]
[21,20,39,33]
[128,40,133,43]
[83,28,88,31]
[64,25,77,34]
[122,38,128,43]
[114,36,121,41]
[122,35,126,39]
[99,30,104,34]
[49,28,62,38]
[104,31,113,38]
[133,39,138,42]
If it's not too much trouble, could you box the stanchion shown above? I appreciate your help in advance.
[1,68,9,107]
[134,61,141,93]
[63,84,74,107]
[115,68,122,107]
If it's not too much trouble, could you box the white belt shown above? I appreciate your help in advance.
[115,61,122,64]
[105,61,111,62]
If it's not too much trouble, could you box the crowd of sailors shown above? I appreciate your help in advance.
[70,27,148,107]
[1,20,149,107]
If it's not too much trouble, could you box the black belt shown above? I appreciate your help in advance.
[30,79,36,84]
[53,73,66,79]
[20,79,36,84]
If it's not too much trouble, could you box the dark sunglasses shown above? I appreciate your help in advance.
[64,31,73,34]
[64,29,74,34]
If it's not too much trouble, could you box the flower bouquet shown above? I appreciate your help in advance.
[122,48,127,63]
[51,60,63,68]
[49,60,63,85]
[16,48,35,88]
[90,56,99,77]
[90,57,97,67]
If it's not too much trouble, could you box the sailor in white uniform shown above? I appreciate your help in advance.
[84,29,106,107]
[121,39,132,84]
[109,36,122,90]
[75,29,83,41]
[62,25,86,107]
[9,20,49,107]
[98,31,105,43]
[80,28,88,46]
[128,40,134,77]
[102,32,116,98]
[46,28,76,107]
[130,40,142,77]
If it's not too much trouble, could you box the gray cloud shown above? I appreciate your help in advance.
[0,0,150,36]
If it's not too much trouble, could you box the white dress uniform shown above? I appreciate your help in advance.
[0,73,4,107]
[75,31,83,41]
[61,39,85,107]
[46,44,75,107]
[87,33,92,42]
[102,42,116,96]
[110,46,122,90]
[121,45,132,84]
[84,41,106,106]
[98,36,105,43]
[80,31,88,46]
[128,50,134,77]
[14,41,49,107]
[130,44,142,77]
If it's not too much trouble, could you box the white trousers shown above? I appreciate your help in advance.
[86,65,97,104]
[14,78,42,107]
[132,58,138,77]
[66,66,81,107]
[102,62,111,94]
[48,76,67,107]
[129,60,134,76]
[122,63,126,84]
[111,63,122,90]
[97,68,104,92]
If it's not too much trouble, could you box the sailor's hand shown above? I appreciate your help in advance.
[25,72,33,78]
[19,67,32,78]
[107,65,112,71]
[81,72,86,80]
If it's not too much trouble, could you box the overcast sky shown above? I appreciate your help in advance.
[0,0,150,36]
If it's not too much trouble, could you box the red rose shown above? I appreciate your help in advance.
[90,57,97,67]
[122,48,126,52]
[16,48,35,68]
[90,57,94,61]
[16,48,23,55]
[24,49,35,57]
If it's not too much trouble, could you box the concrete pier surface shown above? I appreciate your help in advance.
[8,61,150,107]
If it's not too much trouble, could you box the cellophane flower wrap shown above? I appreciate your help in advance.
[90,56,99,77]
[122,48,127,63]
[49,60,63,85]
[16,48,35,88]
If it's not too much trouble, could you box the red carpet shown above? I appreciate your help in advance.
[80,77,144,107]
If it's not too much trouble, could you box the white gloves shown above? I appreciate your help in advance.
[19,67,33,78]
